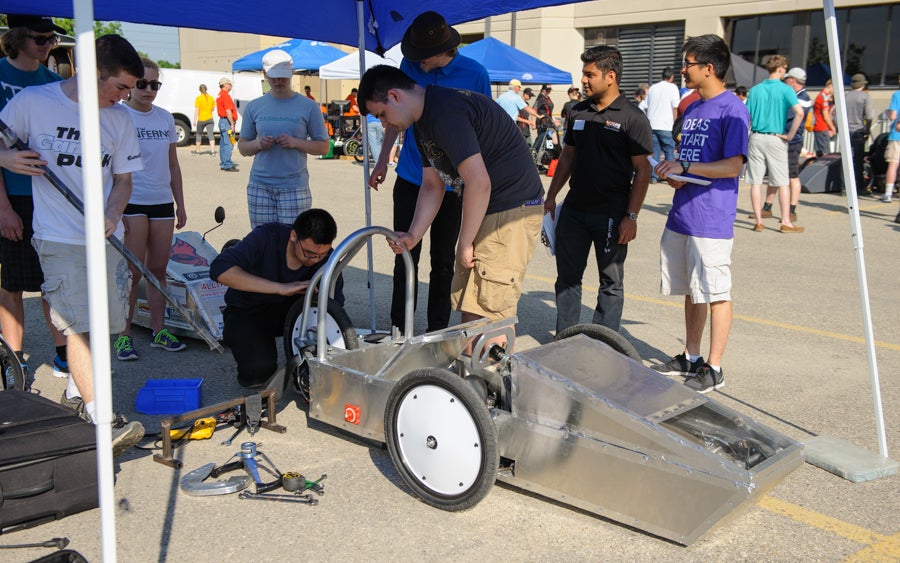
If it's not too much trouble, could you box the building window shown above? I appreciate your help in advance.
[730,5,900,88]
[584,22,685,95]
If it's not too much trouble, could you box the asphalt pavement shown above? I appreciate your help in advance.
[2,146,898,562]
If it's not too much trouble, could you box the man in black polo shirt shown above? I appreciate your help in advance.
[544,46,652,334]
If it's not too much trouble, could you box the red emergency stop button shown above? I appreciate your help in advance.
[344,404,361,424]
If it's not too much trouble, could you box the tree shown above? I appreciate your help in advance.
[52,18,123,38]
[158,60,181,69]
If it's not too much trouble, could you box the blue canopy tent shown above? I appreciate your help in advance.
[232,39,346,73]
[459,37,571,85]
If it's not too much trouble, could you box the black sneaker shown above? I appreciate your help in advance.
[684,364,724,394]
[650,353,704,376]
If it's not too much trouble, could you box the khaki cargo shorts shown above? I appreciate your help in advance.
[451,203,542,320]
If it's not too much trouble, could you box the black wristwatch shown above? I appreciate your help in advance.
[626,212,638,221]
[680,160,691,174]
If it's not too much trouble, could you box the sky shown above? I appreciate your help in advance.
[119,22,180,63]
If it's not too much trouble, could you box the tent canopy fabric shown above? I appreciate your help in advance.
[5,0,591,54]
[459,37,571,85]
[319,45,403,80]
[232,39,346,73]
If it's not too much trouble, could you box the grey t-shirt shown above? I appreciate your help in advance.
[415,85,543,214]
[845,89,874,132]
[239,93,329,183]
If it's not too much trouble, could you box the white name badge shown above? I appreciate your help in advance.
[573,119,585,130]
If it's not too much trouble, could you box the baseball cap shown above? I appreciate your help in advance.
[509,79,522,88]
[784,67,806,84]
[263,49,293,79]
[218,77,232,87]
[851,73,867,88]
[541,84,552,92]
[7,15,66,34]
[522,87,534,96]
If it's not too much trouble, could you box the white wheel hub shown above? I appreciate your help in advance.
[394,384,483,496]
[289,308,346,355]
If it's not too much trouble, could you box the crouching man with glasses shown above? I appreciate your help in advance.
[210,209,344,389]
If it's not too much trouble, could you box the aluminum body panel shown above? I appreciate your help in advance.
[497,335,804,545]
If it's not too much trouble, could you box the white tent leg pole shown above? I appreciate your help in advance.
[73,1,118,561]
[823,0,888,457]
[358,0,376,331]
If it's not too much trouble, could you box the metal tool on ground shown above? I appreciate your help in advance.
[180,441,285,496]
[0,118,223,353]
[155,390,285,469]
[0,537,70,550]
[239,491,318,504]
[303,474,327,495]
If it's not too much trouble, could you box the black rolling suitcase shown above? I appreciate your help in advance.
[0,391,98,533]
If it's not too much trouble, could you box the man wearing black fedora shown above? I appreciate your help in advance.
[367,11,491,335]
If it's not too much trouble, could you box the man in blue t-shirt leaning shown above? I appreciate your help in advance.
[367,11,491,335]
[651,34,751,394]
[0,14,69,389]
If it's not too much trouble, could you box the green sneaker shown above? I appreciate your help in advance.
[151,328,187,352]
[114,335,139,361]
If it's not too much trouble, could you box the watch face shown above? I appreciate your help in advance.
[628,213,638,220]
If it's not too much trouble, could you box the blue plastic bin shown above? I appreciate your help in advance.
[135,378,203,415]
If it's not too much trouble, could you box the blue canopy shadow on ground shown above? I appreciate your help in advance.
[459,37,571,85]
[232,39,346,73]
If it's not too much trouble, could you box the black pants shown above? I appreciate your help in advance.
[223,301,293,388]
[850,129,867,192]
[554,205,628,333]
[390,176,462,332]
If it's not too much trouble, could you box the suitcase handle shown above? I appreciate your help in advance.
[2,478,54,500]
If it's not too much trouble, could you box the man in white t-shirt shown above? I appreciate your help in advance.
[0,34,146,457]
[645,67,681,182]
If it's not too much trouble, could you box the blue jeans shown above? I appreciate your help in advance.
[367,121,383,164]
[218,118,235,170]
[554,205,628,333]
[652,129,675,178]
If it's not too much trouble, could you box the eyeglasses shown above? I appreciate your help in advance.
[295,240,329,261]
[29,34,59,46]
[135,79,162,91]
[682,60,707,69]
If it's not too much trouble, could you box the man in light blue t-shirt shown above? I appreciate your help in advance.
[238,49,330,228]
[745,55,804,233]
[880,75,900,211]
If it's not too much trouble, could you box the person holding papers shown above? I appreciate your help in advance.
[543,46,652,335]
[651,35,750,394]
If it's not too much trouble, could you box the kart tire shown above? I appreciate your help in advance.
[385,367,499,511]
[282,298,358,401]
[554,323,642,361]
[0,336,25,391]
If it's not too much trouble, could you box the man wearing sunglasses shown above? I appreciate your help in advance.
[0,33,146,456]
[0,15,70,392]
[211,208,344,389]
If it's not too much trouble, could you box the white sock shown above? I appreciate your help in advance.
[85,401,96,423]
[686,353,701,362]
[707,364,721,373]
[66,377,81,399]
[886,184,895,198]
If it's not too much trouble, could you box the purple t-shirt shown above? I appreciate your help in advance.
[665,90,750,239]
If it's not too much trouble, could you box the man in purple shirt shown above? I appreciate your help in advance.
[651,34,750,393]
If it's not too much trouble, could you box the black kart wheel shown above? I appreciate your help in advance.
[0,336,25,391]
[353,144,365,163]
[385,367,499,511]
[554,323,642,361]
[282,298,358,401]
[221,239,240,252]
[344,138,360,158]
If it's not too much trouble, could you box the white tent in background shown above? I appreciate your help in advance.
[319,44,403,79]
